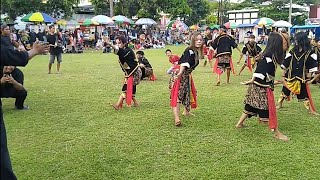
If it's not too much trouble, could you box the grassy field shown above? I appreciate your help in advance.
[2,45,320,180]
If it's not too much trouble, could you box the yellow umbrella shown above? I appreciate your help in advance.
[190,25,199,30]
[57,19,67,25]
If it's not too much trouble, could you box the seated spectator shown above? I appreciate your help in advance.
[136,51,154,80]
[128,40,135,49]
[102,36,111,53]
[96,38,103,50]
[0,66,28,110]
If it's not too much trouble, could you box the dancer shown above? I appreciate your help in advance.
[236,33,289,141]
[277,32,318,115]
[212,25,241,86]
[170,32,203,126]
[1,41,48,180]
[203,27,212,67]
[136,51,155,81]
[237,35,262,75]
[107,36,142,110]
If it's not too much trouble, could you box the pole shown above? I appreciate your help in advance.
[109,0,114,34]
[218,0,221,24]
[109,0,114,17]
[288,0,292,24]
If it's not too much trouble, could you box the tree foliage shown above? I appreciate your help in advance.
[90,0,206,25]
[0,0,79,21]
[185,0,210,25]
[90,0,109,15]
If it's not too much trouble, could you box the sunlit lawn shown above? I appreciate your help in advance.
[2,45,320,179]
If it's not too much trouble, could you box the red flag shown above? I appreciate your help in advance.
[126,76,134,106]
[267,88,278,130]
[305,83,317,112]
[247,56,252,72]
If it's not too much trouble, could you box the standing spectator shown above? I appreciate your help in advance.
[29,29,37,47]
[280,28,290,57]
[47,25,63,74]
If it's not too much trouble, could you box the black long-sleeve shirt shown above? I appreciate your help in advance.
[0,47,29,107]
[252,54,276,88]
[115,47,139,76]
[281,48,318,81]
[211,34,238,57]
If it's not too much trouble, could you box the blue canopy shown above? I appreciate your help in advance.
[237,24,255,28]
[291,25,320,29]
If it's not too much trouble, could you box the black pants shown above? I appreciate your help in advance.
[122,84,137,95]
[1,107,17,180]
[1,88,27,109]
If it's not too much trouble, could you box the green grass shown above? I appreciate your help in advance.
[2,45,320,180]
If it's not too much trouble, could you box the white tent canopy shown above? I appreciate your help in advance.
[272,20,292,28]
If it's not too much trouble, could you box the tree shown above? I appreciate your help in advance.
[185,0,210,25]
[39,0,80,19]
[0,0,79,21]
[1,0,42,21]
[90,0,109,15]
[114,0,140,18]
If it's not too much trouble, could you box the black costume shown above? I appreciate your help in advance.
[244,54,277,121]
[114,47,142,96]
[1,47,30,180]
[138,57,153,80]
[211,34,238,70]
[279,49,318,102]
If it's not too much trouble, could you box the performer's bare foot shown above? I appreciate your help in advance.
[182,111,195,116]
[175,119,181,127]
[276,104,283,110]
[110,103,119,110]
[274,133,289,142]
[309,111,319,116]
[235,123,247,128]
[48,71,51,74]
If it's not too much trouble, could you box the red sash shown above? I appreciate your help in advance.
[305,83,316,112]
[213,57,236,75]
[170,75,197,109]
[126,76,134,106]
[247,56,252,72]
[170,77,181,107]
[230,57,236,75]
[190,75,197,108]
[213,59,223,75]
[150,73,157,81]
[267,88,278,130]
[208,49,214,61]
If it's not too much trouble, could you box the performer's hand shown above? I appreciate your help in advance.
[33,41,49,54]
[175,73,182,80]
[241,80,253,85]
[6,76,16,84]
[0,77,10,84]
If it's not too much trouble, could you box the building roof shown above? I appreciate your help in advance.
[227,9,259,13]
